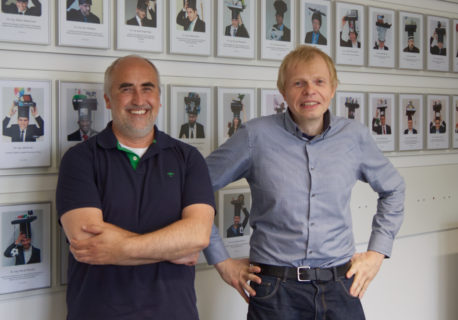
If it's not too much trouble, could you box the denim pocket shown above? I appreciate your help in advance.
[250,275,280,300]
[336,276,359,299]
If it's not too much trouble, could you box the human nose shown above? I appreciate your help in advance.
[131,89,145,106]
[301,82,314,96]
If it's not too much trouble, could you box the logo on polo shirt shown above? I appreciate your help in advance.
[167,172,175,178]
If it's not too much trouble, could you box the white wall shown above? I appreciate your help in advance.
[0,1,457,319]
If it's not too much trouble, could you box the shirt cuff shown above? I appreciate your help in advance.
[203,224,230,265]
[367,231,394,258]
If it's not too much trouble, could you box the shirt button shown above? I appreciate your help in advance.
[310,222,315,226]
[308,250,313,254]
[311,194,316,197]
[310,167,314,171]
[133,156,138,161]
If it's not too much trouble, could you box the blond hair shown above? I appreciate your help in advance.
[277,45,338,94]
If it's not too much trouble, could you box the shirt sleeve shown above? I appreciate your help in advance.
[56,145,102,219]
[358,128,405,258]
[203,125,252,265]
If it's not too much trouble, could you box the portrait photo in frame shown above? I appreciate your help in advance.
[368,7,395,68]
[398,94,423,151]
[335,91,365,125]
[453,19,458,72]
[260,88,286,116]
[116,0,163,53]
[426,15,450,72]
[58,81,110,159]
[335,2,365,66]
[300,0,331,56]
[0,79,51,169]
[58,0,110,49]
[261,0,295,60]
[427,94,449,149]
[399,11,424,70]
[216,0,255,59]
[217,87,256,146]
[453,96,458,148]
[0,0,49,45]
[368,93,395,152]
[170,85,212,156]
[218,188,251,259]
[0,202,51,295]
[169,0,211,56]
[156,84,167,134]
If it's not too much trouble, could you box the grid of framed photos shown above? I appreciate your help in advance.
[0,1,456,69]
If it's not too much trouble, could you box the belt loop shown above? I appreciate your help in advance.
[282,266,289,282]
[332,266,338,281]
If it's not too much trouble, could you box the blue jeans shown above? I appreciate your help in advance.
[247,275,365,320]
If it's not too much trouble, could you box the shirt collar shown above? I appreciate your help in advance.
[97,121,173,158]
[283,108,332,141]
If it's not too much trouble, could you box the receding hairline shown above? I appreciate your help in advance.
[104,55,160,97]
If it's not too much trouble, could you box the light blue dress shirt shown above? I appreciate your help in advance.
[204,110,405,268]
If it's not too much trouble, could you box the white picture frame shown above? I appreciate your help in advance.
[335,2,365,66]
[453,19,458,72]
[398,94,424,151]
[58,81,110,159]
[453,95,458,148]
[426,94,449,149]
[217,87,256,146]
[0,79,51,169]
[116,0,164,53]
[216,0,255,59]
[426,15,450,72]
[335,91,365,125]
[260,88,286,116]
[0,202,51,295]
[399,11,424,70]
[218,188,251,259]
[299,0,331,56]
[261,0,295,61]
[58,0,110,49]
[368,7,395,68]
[368,93,395,152]
[169,0,211,56]
[170,85,212,156]
[0,0,49,45]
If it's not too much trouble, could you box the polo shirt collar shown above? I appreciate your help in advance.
[283,108,332,141]
[97,121,174,157]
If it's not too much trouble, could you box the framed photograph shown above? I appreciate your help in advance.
[335,91,365,124]
[399,94,423,151]
[170,85,212,156]
[426,15,450,72]
[169,0,211,56]
[156,84,167,133]
[335,2,365,66]
[0,0,49,44]
[58,81,110,159]
[216,0,255,59]
[116,0,163,53]
[368,7,395,68]
[368,93,395,152]
[58,0,110,49]
[217,87,256,146]
[399,11,424,70]
[260,88,286,116]
[299,0,331,56]
[0,202,51,295]
[453,19,458,72]
[261,0,295,60]
[0,79,51,169]
[426,94,449,149]
[453,96,458,148]
[218,188,251,259]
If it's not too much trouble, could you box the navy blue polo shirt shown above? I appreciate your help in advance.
[56,122,215,320]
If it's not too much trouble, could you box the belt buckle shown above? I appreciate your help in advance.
[297,266,311,282]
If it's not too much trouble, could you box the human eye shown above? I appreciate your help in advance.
[293,80,304,87]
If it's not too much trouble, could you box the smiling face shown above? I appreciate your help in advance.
[280,56,335,134]
[16,0,27,13]
[18,117,29,131]
[104,56,161,146]
[186,8,197,22]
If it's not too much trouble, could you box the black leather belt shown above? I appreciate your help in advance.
[255,261,352,282]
